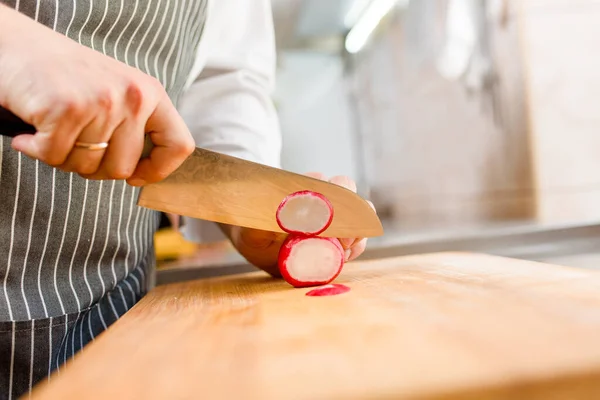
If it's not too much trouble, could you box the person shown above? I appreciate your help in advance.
[0,0,372,398]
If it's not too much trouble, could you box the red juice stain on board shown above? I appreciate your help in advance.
[305,284,350,297]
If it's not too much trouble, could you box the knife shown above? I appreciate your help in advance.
[0,106,383,238]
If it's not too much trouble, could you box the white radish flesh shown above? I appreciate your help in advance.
[276,190,333,235]
[278,235,344,288]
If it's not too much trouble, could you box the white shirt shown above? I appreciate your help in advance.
[176,0,282,243]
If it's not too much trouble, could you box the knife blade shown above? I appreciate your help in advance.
[0,106,384,238]
[137,147,383,238]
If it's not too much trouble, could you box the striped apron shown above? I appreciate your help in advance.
[0,0,207,398]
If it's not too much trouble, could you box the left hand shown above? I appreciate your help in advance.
[217,173,374,277]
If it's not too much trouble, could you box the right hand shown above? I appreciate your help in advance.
[0,6,195,186]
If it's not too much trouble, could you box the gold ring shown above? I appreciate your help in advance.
[74,141,109,150]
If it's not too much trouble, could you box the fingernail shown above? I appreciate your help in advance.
[366,200,376,212]
[344,249,352,261]
[128,178,146,187]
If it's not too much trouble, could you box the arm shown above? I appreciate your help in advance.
[0,4,194,184]
[177,0,282,244]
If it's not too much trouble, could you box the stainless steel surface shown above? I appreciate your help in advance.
[362,221,600,261]
[156,221,600,285]
[138,147,384,238]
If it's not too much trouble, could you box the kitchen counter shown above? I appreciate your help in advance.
[30,252,600,399]
[156,220,600,285]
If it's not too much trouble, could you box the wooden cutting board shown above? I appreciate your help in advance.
[30,252,600,400]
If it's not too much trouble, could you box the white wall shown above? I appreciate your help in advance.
[274,51,362,187]
[520,0,600,223]
[347,1,534,224]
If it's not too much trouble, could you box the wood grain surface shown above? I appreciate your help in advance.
[30,253,600,400]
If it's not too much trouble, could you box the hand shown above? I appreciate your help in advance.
[219,173,375,277]
[0,5,194,185]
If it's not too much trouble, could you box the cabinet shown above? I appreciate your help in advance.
[520,0,600,222]
[350,0,600,227]
[350,0,535,227]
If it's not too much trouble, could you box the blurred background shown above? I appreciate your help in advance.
[156,0,600,280]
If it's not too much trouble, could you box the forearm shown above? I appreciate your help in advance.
[0,3,19,26]
[0,5,32,99]
[0,4,54,47]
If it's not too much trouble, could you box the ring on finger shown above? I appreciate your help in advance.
[74,141,109,150]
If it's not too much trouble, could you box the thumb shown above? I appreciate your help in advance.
[127,96,195,186]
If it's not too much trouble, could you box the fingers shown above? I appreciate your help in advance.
[339,238,357,249]
[127,95,195,186]
[366,200,376,212]
[327,175,359,248]
[76,80,150,180]
[11,101,94,166]
[6,47,194,184]
[59,108,124,175]
[329,175,357,192]
[80,118,145,180]
[327,175,375,261]
[344,202,375,261]
[2,15,191,181]
[301,173,373,262]
[347,238,367,262]
[304,171,327,181]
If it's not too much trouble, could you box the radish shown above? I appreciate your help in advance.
[278,235,345,288]
[276,190,333,236]
[305,284,351,297]
[276,190,348,289]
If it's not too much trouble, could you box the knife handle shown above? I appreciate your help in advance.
[0,106,36,137]
[0,106,155,157]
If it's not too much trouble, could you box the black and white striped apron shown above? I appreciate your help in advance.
[0,0,207,398]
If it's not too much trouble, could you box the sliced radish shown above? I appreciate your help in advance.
[278,235,344,288]
[305,284,351,297]
[276,190,333,235]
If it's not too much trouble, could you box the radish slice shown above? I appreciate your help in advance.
[305,284,351,296]
[278,235,344,288]
[276,190,333,235]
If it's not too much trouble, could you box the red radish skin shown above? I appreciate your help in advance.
[305,284,351,296]
[278,235,344,288]
[276,190,333,236]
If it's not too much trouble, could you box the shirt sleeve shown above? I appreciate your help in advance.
[177,0,282,243]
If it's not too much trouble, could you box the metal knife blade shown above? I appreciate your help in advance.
[0,106,384,237]
[137,147,384,238]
